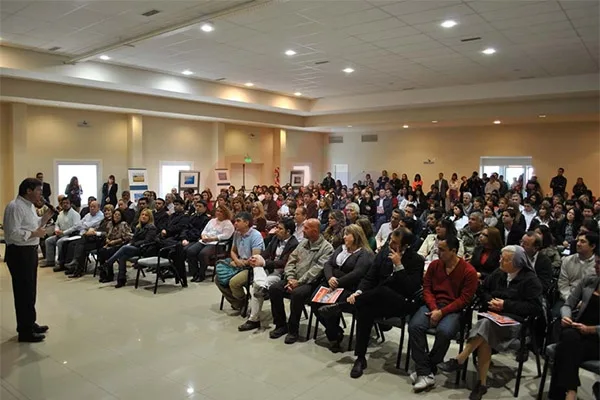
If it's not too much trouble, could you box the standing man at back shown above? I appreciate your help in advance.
[434,173,449,209]
[3,178,54,342]
[35,172,52,204]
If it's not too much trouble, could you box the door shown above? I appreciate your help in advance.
[56,161,100,202]
[230,163,263,190]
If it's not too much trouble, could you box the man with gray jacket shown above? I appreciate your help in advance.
[269,218,334,344]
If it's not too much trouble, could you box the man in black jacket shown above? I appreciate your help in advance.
[521,231,554,293]
[172,200,210,286]
[345,228,425,378]
[550,168,567,197]
[238,218,299,332]
[497,208,525,246]
[322,172,335,191]
[153,198,169,232]
[36,172,52,203]
[156,198,190,285]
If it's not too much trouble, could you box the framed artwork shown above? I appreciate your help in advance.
[215,168,230,189]
[179,170,200,191]
[127,168,148,191]
[290,170,305,189]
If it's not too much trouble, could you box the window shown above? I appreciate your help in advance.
[333,164,349,186]
[160,162,192,197]
[480,157,533,196]
[56,162,99,202]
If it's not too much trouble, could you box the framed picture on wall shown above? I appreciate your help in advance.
[179,171,200,191]
[290,170,305,189]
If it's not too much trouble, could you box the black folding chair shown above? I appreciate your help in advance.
[135,244,183,294]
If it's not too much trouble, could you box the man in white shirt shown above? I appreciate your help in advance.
[376,209,402,251]
[41,197,81,267]
[3,178,54,342]
[53,201,104,272]
[293,206,307,241]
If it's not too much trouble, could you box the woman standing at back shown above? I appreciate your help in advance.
[65,176,83,211]
[101,175,118,208]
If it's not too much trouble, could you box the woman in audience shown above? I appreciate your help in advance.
[355,218,377,252]
[65,176,83,211]
[535,225,562,272]
[459,176,469,200]
[418,219,465,261]
[231,197,244,216]
[496,197,508,218]
[483,205,498,227]
[251,201,267,236]
[572,177,588,199]
[414,187,427,213]
[396,186,408,204]
[313,224,374,350]
[507,201,527,232]
[449,203,468,230]
[318,197,332,230]
[98,209,132,282]
[359,191,376,222]
[200,191,213,212]
[412,174,424,192]
[548,250,599,400]
[102,209,158,288]
[448,173,461,205]
[399,191,417,211]
[101,175,118,208]
[555,208,583,249]
[470,227,502,279]
[438,245,543,400]
[530,204,553,230]
[400,173,410,189]
[324,210,346,249]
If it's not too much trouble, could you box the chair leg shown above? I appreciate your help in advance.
[374,324,381,340]
[313,318,319,340]
[537,357,551,400]
[396,324,406,369]
[341,316,347,329]
[306,307,314,341]
[405,341,411,372]
[154,268,160,294]
[380,327,386,343]
[219,295,224,311]
[531,334,542,377]
[135,264,141,289]
[302,307,308,320]
[347,314,356,352]
[514,359,524,397]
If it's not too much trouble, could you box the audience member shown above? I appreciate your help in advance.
[520,231,554,293]
[79,196,97,218]
[550,168,567,197]
[418,219,464,262]
[323,210,345,249]
[97,209,132,282]
[459,212,484,259]
[101,175,118,207]
[36,172,52,203]
[40,197,80,268]
[153,198,169,231]
[497,208,525,246]
[262,190,278,221]
[293,206,307,241]
[64,176,83,211]
[131,197,149,228]
[470,227,502,279]
[449,203,468,230]
[375,209,401,251]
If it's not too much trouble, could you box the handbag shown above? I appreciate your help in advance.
[215,258,240,286]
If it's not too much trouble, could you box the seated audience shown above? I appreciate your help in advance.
[172,200,211,281]
[483,205,498,228]
[97,209,133,282]
[345,202,361,225]
[418,219,465,262]
[548,249,599,400]
[470,227,502,280]
[318,197,332,230]
[462,192,473,215]
[117,198,135,225]
[323,210,345,249]
[535,225,562,272]
[79,196,97,218]
[449,204,469,230]
[293,206,307,241]
[238,219,299,331]
[250,201,268,236]
[186,205,234,282]
[153,198,169,231]
[131,197,149,228]
[375,209,402,251]
[522,198,538,230]
[419,209,442,241]
[520,231,554,293]
[268,219,334,344]
[41,197,80,267]
[408,236,478,392]
[497,208,525,246]
[555,232,598,316]
[555,208,583,250]
[313,224,374,350]
[530,204,553,230]
[347,228,424,378]
[262,190,278,221]
[459,212,484,260]
[102,209,158,288]
[215,212,265,310]
[303,192,318,219]
[438,245,543,400]
[355,217,376,252]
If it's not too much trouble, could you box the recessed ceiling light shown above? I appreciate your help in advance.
[343,67,355,74]
[285,49,297,56]
[493,120,501,124]
[347,125,353,128]
[200,22,214,32]
[187,387,195,395]
[482,48,496,55]
[403,124,409,129]
[182,70,193,75]
[99,55,110,60]
[244,82,254,87]
[440,20,458,28]
[538,114,547,118]
[432,120,438,123]
[294,92,302,96]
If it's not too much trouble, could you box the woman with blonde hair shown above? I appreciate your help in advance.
[313,223,375,350]
[251,201,267,236]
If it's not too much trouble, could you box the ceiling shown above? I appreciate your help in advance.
[0,0,599,99]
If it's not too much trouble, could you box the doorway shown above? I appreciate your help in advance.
[480,157,533,194]
[55,161,100,202]
[230,163,263,190]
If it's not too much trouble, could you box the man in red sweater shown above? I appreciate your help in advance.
[408,235,478,392]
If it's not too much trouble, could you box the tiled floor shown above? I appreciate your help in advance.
[0,254,596,400]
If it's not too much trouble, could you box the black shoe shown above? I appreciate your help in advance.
[238,320,260,332]
[53,265,66,272]
[191,275,205,283]
[469,381,488,400]
[68,271,83,279]
[350,357,367,379]
[115,280,126,288]
[99,277,113,283]
[269,326,288,339]
[33,324,49,334]
[515,350,529,363]
[284,332,299,344]
[329,329,344,352]
[318,303,342,319]
[18,332,45,343]
[438,358,461,373]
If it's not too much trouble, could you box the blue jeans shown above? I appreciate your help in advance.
[105,245,140,281]
[408,304,461,376]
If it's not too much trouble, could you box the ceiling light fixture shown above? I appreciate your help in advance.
[403,124,409,129]
[538,114,547,118]
[244,82,254,87]
[440,20,458,28]
[200,22,214,32]
[294,92,302,96]
[285,49,297,56]
[99,55,110,60]
[432,120,438,123]
[482,47,496,55]
[182,70,193,75]
[343,67,355,74]
[347,125,353,128]
[493,120,501,124]
[187,388,195,395]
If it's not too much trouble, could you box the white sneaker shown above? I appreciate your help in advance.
[413,374,435,392]
[409,371,418,385]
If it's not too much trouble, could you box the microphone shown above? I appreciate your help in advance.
[44,201,56,213]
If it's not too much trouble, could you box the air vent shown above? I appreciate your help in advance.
[460,37,481,42]
[402,87,416,91]
[141,9,161,17]
[519,76,535,80]
[48,46,61,51]
[361,134,378,143]
[314,61,329,65]
[215,78,226,81]
[329,136,343,144]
